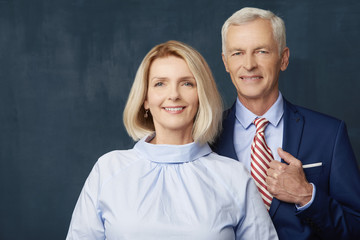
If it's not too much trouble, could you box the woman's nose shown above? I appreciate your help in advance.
[168,85,180,101]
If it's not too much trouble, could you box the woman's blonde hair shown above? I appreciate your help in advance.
[123,40,223,144]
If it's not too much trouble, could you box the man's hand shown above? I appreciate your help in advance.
[266,148,313,206]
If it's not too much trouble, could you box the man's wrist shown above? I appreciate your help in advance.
[296,183,316,210]
[298,182,313,206]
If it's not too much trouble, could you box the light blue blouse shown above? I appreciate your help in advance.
[66,136,278,240]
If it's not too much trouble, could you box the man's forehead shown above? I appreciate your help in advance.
[226,21,275,46]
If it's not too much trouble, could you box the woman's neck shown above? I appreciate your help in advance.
[150,129,194,145]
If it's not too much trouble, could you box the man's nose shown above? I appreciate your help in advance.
[243,54,257,71]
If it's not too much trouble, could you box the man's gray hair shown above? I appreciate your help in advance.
[221,7,286,56]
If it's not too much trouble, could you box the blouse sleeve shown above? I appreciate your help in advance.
[66,162,105,240]
[235,175,278,240]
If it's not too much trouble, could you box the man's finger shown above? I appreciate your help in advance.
[269,159,282,169]
[277,148,300,165]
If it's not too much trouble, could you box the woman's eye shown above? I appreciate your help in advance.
[154,82,164,87]
[184,82,194,87]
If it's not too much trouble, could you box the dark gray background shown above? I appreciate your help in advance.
[1,0,359,239]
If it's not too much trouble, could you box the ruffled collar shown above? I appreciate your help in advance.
[134,134,212,163]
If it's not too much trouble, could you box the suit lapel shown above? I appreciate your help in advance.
[281,99,304,160]
[269,99,304,217]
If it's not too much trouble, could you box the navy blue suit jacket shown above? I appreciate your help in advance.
[213,98,360,240]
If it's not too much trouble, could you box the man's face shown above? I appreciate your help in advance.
[222,19,289,106]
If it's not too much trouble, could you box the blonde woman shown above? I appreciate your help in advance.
[66,40,277,240]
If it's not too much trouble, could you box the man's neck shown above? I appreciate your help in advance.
[238,92,279,116]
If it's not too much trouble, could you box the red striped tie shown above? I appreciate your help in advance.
[250,118,273,210]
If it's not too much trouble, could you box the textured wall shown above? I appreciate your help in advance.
[0,0,359,239]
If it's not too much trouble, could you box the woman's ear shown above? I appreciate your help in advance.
[144,99,149,110]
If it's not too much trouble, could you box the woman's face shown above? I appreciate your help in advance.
[144,56,199,142]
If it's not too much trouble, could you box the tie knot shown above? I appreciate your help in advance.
[253,118,269,133]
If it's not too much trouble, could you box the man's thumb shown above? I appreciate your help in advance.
[277,148,297,165]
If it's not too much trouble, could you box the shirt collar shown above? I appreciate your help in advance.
[235,92,284,129]
[134,134,212,164]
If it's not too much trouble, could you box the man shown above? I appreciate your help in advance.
[213,7,360,240]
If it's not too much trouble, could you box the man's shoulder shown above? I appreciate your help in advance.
[285,99,343,127]
[221,101,236,122]
[221,98,344,127]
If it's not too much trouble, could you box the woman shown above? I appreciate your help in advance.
[66,40,278,239]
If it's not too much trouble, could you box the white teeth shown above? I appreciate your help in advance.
[165,107,183,111]
[242,77,261,80]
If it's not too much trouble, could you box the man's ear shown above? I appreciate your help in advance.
[280,47,290,71]
[222,53,230,72]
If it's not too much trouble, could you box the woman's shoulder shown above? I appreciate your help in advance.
[92,148,140,179]
[203,152,251,180]
[199,153,255,203]
[99,148,138,162]
[207,152,248,169]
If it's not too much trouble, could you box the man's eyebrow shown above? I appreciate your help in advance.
[228,47,244,52]
[254,45,271,50]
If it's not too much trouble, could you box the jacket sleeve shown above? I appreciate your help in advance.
[296,121,360,239]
